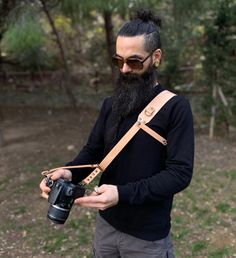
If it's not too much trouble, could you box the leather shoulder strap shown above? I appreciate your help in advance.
[82,90,176,185]
[138,90,176,124]
[137,90,176,144]
[42,90,176,186]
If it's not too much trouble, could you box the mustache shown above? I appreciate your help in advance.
[116,66,156,85]
[117,72,143,82]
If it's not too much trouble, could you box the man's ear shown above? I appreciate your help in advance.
[153,49,162,63]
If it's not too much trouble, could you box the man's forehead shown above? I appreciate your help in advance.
[116,35,147,57]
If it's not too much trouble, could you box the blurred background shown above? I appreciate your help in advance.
[0,0,236,257]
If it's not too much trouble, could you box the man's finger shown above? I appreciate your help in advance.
[74,194,106,204]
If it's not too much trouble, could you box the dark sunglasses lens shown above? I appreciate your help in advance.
[126,59,143,69]
[112,57,143,70]
[112,57,124,68]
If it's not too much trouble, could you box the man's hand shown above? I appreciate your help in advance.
[74,184,119,210]
[39,168,72,194]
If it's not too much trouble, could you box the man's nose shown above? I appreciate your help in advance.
[120,63,132,73]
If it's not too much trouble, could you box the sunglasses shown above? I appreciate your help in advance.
[112,49,156,70]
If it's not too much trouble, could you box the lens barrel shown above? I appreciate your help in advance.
[47,205,70,224]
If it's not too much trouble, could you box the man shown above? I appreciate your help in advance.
[40,9,194,258]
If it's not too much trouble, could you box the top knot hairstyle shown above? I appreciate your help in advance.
[134,9,162,28]
[117,9,162,52]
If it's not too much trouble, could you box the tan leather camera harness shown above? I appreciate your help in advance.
[42,90,176,187]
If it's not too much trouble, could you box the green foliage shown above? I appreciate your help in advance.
[59,0,164,23]
[59,0,82,22]
[0,0,236,130]
[172,164,236,257]
[203,0,236,85]
[43,232,68,253]
[215,202,231,213]
[192,240,207,253]
[2,6,50,70]
[202,0,236,131]
[209,248,231,258]
[60,0,130,19]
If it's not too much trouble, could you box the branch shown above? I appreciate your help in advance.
[39,0,68,71]
[218,87,233,116]
[39,0,77,108]
[209,85,217,139]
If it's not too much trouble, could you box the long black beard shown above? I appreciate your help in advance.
[107,66,157,145]
[113,66,157,121]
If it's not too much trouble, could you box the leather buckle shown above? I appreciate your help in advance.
[145,106,155,116]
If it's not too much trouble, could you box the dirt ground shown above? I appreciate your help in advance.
[0,106,236,258]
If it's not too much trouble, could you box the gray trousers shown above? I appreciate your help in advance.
[93,214,175,258]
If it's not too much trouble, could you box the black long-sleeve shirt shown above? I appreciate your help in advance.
[67,85,194,241]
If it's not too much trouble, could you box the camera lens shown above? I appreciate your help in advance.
[47,205,70,224]
[45,177,54,188]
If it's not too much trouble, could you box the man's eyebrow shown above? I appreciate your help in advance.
[129,54,143,59]
[115,53,144,59]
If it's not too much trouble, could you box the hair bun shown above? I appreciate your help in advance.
[135,9,162,28]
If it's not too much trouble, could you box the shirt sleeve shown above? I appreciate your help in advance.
[66,98,109,183]
[117,97,194,204]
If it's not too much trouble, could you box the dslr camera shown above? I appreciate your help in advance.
[46,177,85,224]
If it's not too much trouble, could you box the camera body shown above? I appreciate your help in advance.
[46,177,85,224]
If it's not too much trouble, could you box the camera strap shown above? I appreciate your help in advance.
[42,90,176,186]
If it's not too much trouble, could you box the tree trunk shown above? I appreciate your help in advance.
[209,85,217,139]
[0,100,4,147]
[0,46,3,146]
[0,0,17,147]
[0,0,16,71]
[0,32,4,147]
[0,109,3,147]
[0,129,3,147]
[40,0,77,108]
[103,11,117,87]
